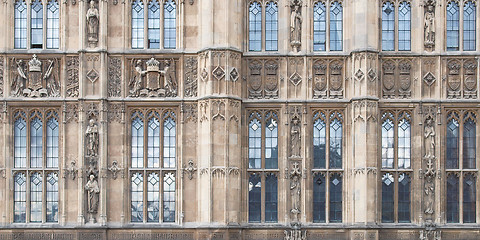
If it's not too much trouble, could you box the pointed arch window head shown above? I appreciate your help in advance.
[329,1,343,51]
[463,1,476,51]
[381,1,395,51]
[249,2,262,51]
[313,112,326,169]
[313,1,326,51]
[132,0,145,49]
[446,1,460,51]
[14,0,27,49]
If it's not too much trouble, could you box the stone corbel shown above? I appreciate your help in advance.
[182,160,197,180]
[107,160,124,180]
[227,167,240,176]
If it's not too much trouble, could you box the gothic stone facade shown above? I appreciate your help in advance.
[0,0,479,240]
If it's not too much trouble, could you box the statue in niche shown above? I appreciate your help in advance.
[424,0,435,49]
[290,116,301,157]
[85,119,99,157]
[424,116,435,158]
[424,175,435,215]
[11,60,26,97]
[290,174,301,222]
[44,60,60,97]
[129,60,145,97]
[86,0,99,45]
[85,174,100,222]
[290,0,302,52]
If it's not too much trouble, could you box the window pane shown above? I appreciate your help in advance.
[249,118,261,169]
[446,118,459,169]
[14,173,26,222]
[463,1,476,51]
[265,117,278,169]
[329,116,342,169]
[446,174,459,223]
[463,118,476,169]
[148,117,160,168]
[398,173,410,222]
[381,173,394,222]
[381,2,395,51]
[148,0,160,49]
[463,174,476,223]
[46,117,59,168]
[382,117,394,168]
[249,2,262,51]
[265,2,278,51]
[30,172,42,222]
[329,173,342,222]
[14,0,27,49]
[131,173,144,222]
[248,174,261,222]
[265,173,277,222]
[398,118,410,169]
[398,1,411,51]
[147,172,159,222]
[132,0,144,49]
[31,0,43,48]
[313,2,326,51]
[163,173,175,222]
[446,2,459,51]
[132,114,144,168]
[46,172,59,222]
[313,174,326,222]
[46,0,59,49]
[329,2,343,51]
[163,0,176,49]
[14,117,27,168]
[30,117,43,168]
[163,116,176,168]
[313,115,326,168]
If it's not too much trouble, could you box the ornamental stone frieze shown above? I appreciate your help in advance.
[10,55,60,98]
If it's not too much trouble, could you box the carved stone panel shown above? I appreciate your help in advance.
[0,57,3,97]
[66,56,80,97]
[127,58,178,98]
[447,60,461,98]
[445,58,477,99]
[312,60,327,98]
[247,59,279,99]
[463,60,477,98]
[108,57,122,97]
[184,56,198,97]
[329,60,343,98]
[381,58,412,99]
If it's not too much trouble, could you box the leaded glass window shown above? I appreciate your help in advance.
[265,2,278,51]
[313,112,326,169]
[447,173,459,223]
[313,174,326,222]
[265,173,278,222]
[381,173,394,222]
[14,173,27,222]
[447,1,460,51]
[163,0,176,49]
[130,110,176,223]
[329,113,342,169]
[249,2,262,51]
[46,0,59,49]
[148,0,161,49]
[329,1,343,51]
[382,2,395,51]
[46,172,58,222]
[132,0,145,49]
[248,173,261,222]
[463,1,476,51]
[398,1,411,51]
[313,2,326,51]
[14,0,27,49]
[463,174,476,223]
[329,173,342,222]
[31,0,43,48]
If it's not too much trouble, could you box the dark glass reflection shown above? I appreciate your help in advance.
[381,173,394,222]
[381,2,394,51]
[249,2,262,51]
[446,119,459,169]
[248,174,261,222]
[313,174,326,222]
[313,2,326,51]
[463,174,476,223]
[265,173,277,222]
[398,173,410,222]
[446,174,459,223]
[329,173,342,222]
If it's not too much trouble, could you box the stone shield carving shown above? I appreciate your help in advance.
[248,60,262,98]
[264,60,278,92]
[382,60,395,91]
[398,60,411,91]
[329,61,342,91]
[313,61,327,91]
[464,60,477,91]
[447,60,461,91]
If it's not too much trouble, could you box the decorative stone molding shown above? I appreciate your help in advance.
[381,59,412,99]
[184,56,198,97]
[10,55,60,97]
[289,58,303,87]
[446,58,477,99]
[211,100,226,121]
[65,102,79,123]
[197,166,240,177]
[108,57,122,97]
[229,100,240,122]
[199,101,209,123]
[0,57,3,97]
[86,102,99,119]
[107,102,123,123]
[352,167,377,176]
[182,160,197,180]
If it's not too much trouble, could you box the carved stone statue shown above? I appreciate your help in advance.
[44,60,60,97]
[290,116,301,157]
[424,0,435,49]
[11,60,26,97]
[424,117,435,158]
[290,1,302,52]
[290,174,301,222]
[86,0,99,45]
[129,60,145,97]
[424,176,435,215]
[85,174,100,222]
[160,60,177,97]
[86,119,99,157]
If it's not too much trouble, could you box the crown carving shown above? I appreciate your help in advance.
[313,63,327,75]
[249,62,262,75]
[382,62,395,74]
[146,58,160,72]
[398,61,411,74]
[448,61,461,75]
[464,61,477,75]
[28,54,42,72]
[265,62,278,75]
[330,63,342,75]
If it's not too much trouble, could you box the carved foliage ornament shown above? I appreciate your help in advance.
[11,55,60,98]
[108,57,122,97]
[0,57,3,97]
[66,56,80,97]
[128,58,177,98]
[184,57,198,97]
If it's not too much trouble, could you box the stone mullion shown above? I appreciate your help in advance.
[60,103,66,225]
[99,100,107,225]
[77,101,85,225]
[1,103,8,224]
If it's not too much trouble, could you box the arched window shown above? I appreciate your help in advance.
[13,110,60,223]
[446,1,460,51]
[446,111,477,223]
[329,113,342,169]
[132,0,145,49]
[265,2,278,51]
[313,112,326,168]
[398,1,411,51]
[380,111,411,223]
[313,2,326,51]
[130,110,176,223]
[148,0,161,48]
[14,0,27,49]
[329,1,343,51]
[31,0,43,48]
[163,0,176,49]
[247,110,279,223]
[249,2,262,51]
[463,1,476,51]
[381,1,395,51]
[46,0,59,49]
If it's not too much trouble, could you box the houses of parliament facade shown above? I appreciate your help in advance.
[0,0,479,239]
